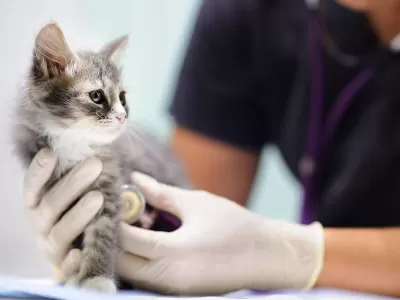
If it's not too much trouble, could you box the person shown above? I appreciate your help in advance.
[23,0,400,297]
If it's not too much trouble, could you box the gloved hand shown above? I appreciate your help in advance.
[24,149,325,295]
[116,172,325,295]
[23,148,104,281]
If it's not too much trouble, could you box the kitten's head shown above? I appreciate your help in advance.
[28,22,129,144]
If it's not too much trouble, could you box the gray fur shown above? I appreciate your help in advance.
[11,22,190,292]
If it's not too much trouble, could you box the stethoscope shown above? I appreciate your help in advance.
[300,0,400,224]
[120,184,147,224]
[120,184,180,228]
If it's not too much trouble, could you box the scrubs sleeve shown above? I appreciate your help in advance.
[169,0,267,150]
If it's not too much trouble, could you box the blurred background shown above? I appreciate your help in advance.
[0,0,300,278]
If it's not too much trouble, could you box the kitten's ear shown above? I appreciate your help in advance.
[34,22,77,78]
[99,34,129,62]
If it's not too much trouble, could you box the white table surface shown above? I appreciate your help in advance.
[0,275,398,300]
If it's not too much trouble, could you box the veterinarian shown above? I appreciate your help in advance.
[23,0,400,297]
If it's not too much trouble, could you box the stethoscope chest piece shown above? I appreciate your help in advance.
[120,184,146,224]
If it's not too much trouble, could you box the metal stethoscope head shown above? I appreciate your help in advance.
[120,184,146,224]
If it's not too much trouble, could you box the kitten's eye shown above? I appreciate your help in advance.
[119,91,126,106]
[89,90,105,104]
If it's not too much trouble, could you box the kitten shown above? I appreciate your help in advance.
[11,22,191,292]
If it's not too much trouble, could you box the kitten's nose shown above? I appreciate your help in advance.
[115,112,126,123]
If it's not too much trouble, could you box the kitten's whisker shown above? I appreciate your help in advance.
[66,122,83,131]
[124,126,164,160]
[96,110,105,119]
[63,117,93,131]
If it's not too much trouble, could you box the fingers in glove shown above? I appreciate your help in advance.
[47,190,103,257]
[35,157,102,235]
[131,172,183,219]
[120,222,176,259]
[24,148,57,209]
[117,252,187,295]
[52,265,66,283]
[117,252,154,286]
[62,248,82,279]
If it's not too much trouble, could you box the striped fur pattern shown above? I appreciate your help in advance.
[11,23,190,292]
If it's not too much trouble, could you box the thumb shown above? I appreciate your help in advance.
[131,172,183,219]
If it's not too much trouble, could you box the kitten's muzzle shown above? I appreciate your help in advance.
[114,112,126,124]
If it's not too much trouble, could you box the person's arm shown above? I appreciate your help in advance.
[168,0,267,207]
[171,126,260,206]
[117,174,400,297]
[317,227,400,297]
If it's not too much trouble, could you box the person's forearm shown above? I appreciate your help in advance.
[171,126,260,206]
[316,227,400,297]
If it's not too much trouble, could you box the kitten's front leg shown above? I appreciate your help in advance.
[68,171,121,293]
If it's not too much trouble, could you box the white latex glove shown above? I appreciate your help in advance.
[23,148,104,280]
[116,172,325,295]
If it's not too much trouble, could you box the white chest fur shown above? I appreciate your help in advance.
[50,131,96,174]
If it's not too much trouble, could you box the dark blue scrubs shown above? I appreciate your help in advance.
[169,0,400,227]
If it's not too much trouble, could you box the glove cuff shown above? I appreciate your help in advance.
[282,220,325,290]
[303,221,325,290]
[257,219,325,291]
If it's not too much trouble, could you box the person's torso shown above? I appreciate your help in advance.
[248,0,400,227]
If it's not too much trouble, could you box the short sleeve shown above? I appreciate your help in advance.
[169,0,267,150]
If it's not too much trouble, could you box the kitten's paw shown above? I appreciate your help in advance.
[81,276,117,293]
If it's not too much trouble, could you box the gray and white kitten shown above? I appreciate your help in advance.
[12,22,190,292]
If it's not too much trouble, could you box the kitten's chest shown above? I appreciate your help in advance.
[50,134,97,175]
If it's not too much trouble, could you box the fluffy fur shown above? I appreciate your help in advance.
[11,22,190,292]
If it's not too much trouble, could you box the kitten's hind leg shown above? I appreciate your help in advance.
[67,192,121,293]
[67,215,118,293]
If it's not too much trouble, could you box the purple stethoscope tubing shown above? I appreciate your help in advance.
[300,9,374,225]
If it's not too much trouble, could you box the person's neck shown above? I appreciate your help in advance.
[367,5,400,46]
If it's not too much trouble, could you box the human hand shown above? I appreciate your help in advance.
[116,172,325,295]
[23,148,104,281]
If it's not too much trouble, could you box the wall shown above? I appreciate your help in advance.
[0,0,299,278]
